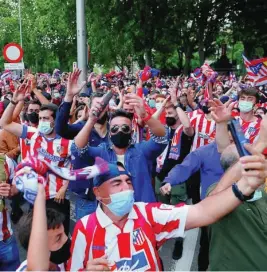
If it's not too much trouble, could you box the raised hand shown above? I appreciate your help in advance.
[65,69,86,101]
[238,144,267,193]
[28,74,37,90]
[209,98,235,123]
[169,87,178,106]
[162,95,171,108]
[124,93,146,118]
[12,79,29,103]
[87,72,97,83]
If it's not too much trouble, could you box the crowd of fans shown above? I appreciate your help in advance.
[0,66,267,271]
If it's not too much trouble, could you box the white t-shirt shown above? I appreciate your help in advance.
[16,260,65,271]
[116,154,125,166]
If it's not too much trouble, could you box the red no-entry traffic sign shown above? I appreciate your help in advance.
[3,43,24,63]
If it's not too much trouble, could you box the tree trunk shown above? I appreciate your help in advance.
[177,48,183,72]
[243,42,254,58]
[144,49,152,66]
[183,46,192,75]
[198,40,205,66]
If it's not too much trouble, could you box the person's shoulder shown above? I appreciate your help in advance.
[16,260,28,271]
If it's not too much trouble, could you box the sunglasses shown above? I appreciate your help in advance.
[110,124,131,134]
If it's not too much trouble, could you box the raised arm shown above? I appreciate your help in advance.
[209,99,235,153]
[12,101,24,121]
[170,88,194,136]
[210,115,267,195]
[55,69,86,139]
[74,99,103,148]
[160,151,201,195]
[186,146,267,230]
[28,74,50,105]
[0,84,26,137]
[27,184,49,271]
[125,93,166,137]
[110,88,123,110]
[152,96,170,120]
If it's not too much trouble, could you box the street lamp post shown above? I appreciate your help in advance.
[76,0,87,92]
[18,0,24,74]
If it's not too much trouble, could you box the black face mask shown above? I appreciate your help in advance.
[26,112,39,124]
[110,131,131,148]
[201,105,210,114]
[50,238,71,265]
[166,117,177,127]
[97,112,108,125]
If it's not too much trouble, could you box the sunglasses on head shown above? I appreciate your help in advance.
[110,124,131,134]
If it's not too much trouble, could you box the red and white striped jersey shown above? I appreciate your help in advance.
[256,102,267,109]
[234,116,261,143]
[0,156,15,241]
[20,123,38,160]
[67,202,188,271]
[20,125,72,199]
[189,110,216,151]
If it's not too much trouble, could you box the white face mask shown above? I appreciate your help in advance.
[155,102,162,110]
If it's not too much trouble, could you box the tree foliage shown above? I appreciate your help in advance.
[0,0,266,74]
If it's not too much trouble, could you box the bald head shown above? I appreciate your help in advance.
[220,144,240,171]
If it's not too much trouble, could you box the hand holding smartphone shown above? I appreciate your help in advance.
[228,118,251,157]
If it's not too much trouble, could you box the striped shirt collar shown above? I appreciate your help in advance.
[96,204,138,228]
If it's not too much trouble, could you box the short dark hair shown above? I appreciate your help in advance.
[89,92,105,107]
[27,99,41,107]
[18,208,65,250]
[238,87,260,103]
[40,103,58,119]
[110,109,133,122]
[256,107,267,114]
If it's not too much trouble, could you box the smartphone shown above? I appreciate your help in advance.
[228,118,251,157]
[93,90,113,117]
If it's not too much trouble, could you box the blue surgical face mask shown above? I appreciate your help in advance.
[148,99,156,108]
[246,190,262,202]
[38,121,53,135]
[238,101,254,113]
[101,190,134,217]
[155,102,162,110]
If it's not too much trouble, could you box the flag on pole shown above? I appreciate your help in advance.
[0,70,12,80]
[229,72,237,84]
[242,55,267,86]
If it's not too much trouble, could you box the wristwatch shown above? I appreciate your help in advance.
[174,103,181,109]
[232,183,254,202]
[10,100,18,105]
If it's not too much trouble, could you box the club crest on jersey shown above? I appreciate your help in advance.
[56,145,63,154]
[133,228,145,246]
[25,139,31,146]
[115,250,150,271]
[198,132,210,140]
[247,127,257,136]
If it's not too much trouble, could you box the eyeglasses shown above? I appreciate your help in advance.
[110,124,131,134]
